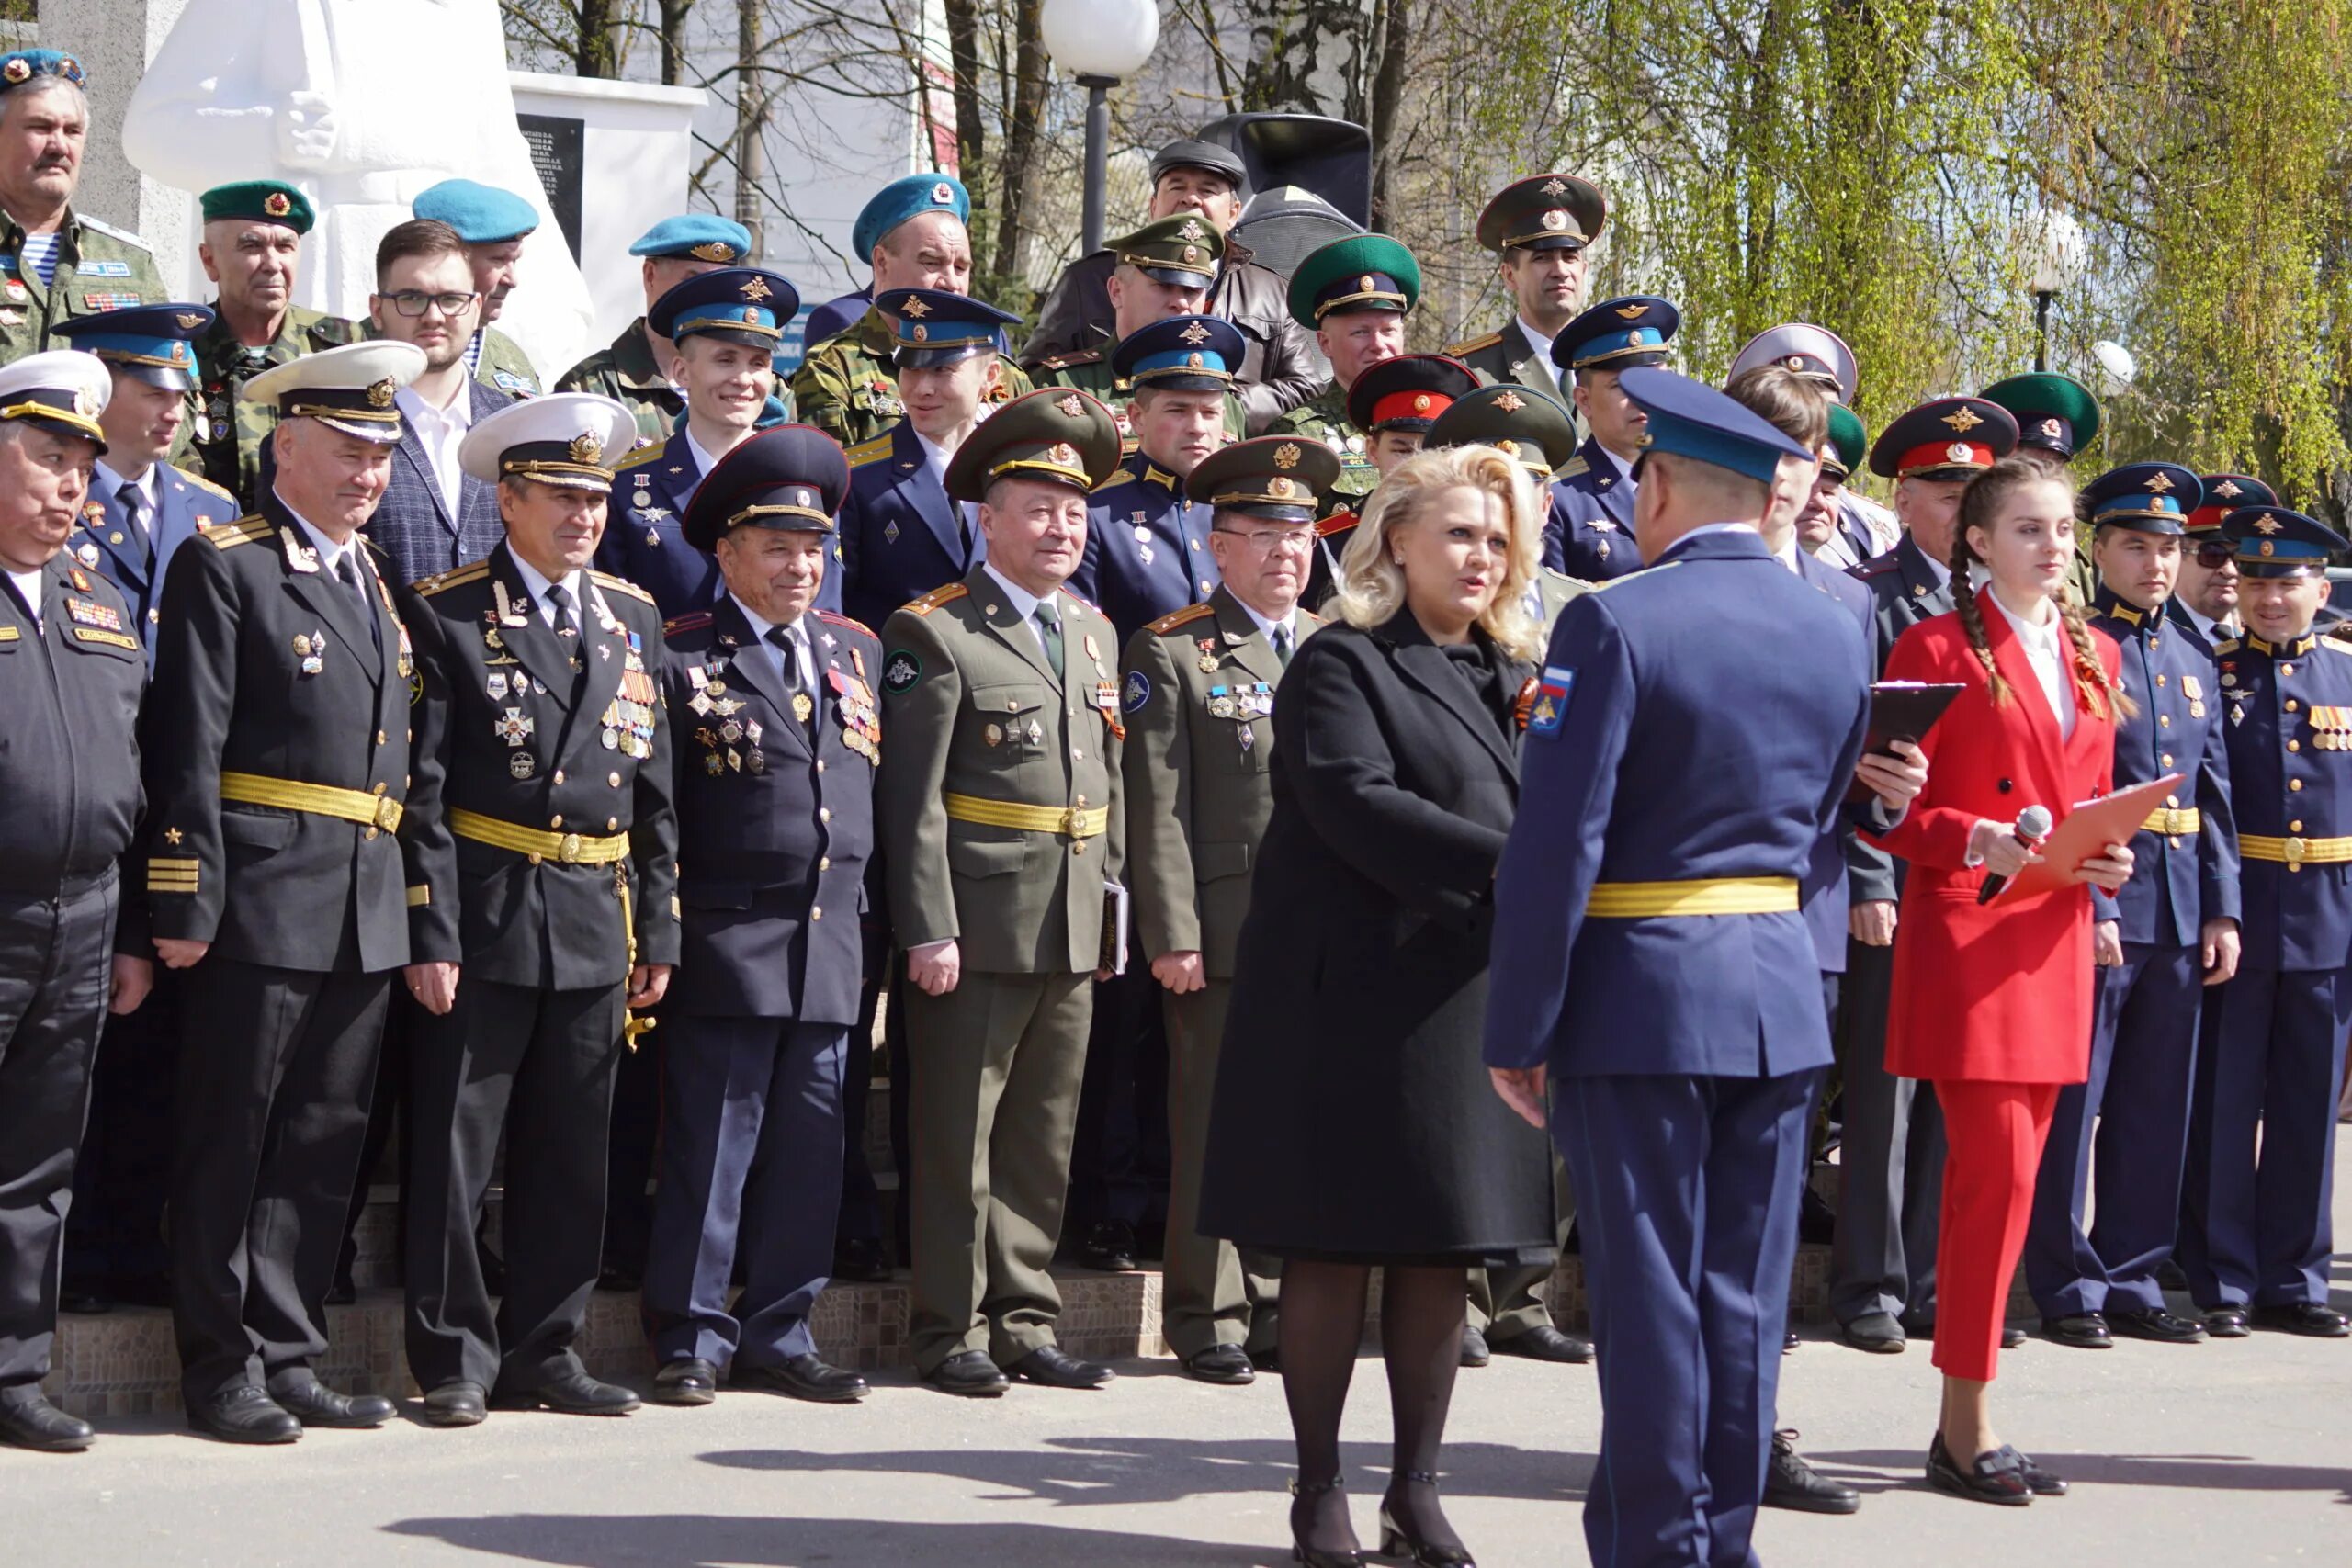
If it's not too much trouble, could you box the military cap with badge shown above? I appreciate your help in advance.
[1867,395,2019,480]
[1345,354,1479,436]
[1112,214,1225,291]
[241,338,427,445]
[458,389,638,493]
[631,215,756,265]
[2222,504,2348,578]
[0,48,85,90]
[1114,312,1247,391]
[1727,322,1859,404]
[1554,294,1680,374]
[2186,473,2275,536]
[201,179,315,235]
[1285,232,1422,330]
[880,287,1021,367]
[2081,461,2199,535]
[1476,173,1608,255]
[1982,371,2101,464]
[1425,382,1580,477]
[52,301,216,393]
[649,266,802,348]
[942,385,1124,504]
[853,174,970,263]
[0,348,112,453]
[1823,403,1868,484]
[1188,433,1342,523]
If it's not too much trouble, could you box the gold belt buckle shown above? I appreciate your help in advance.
[559,832,584,863]
[1057,807,1080,836]
[373,795,403,831]
[2286,835,2308,867]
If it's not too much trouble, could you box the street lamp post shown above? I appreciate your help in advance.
[1041,0,1160,258]
[2018,206,2087,373]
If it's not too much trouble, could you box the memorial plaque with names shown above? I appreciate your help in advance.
[517,113,584,264]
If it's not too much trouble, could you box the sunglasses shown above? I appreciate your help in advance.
[2193,540,2235,569]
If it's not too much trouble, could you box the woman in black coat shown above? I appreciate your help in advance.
[1199,444,1556,1568]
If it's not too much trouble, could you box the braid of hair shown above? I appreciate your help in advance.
[1948,525,2012,705]
[2057,581,2137,720]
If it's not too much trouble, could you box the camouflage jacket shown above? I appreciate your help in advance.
[472,324,541,399]
[188,305,356,510]
[1031,344,1247,456]
[0,205,169,363]
[791,302,1030,449]
[1265,379,1376,506]
[555,316,681,447]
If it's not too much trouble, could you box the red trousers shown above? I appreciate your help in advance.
[1931,1079,2061,1382]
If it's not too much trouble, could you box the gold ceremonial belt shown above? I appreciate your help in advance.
[2239,834,2352,867]
[2142,807,2203,836]
[449,807,630,865]
[944,792,1109,838]
[1586,876,1801,918]
[220,771,403,832]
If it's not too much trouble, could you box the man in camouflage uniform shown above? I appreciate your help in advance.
[1028,218,1244,454]
[556,215,755,446]
[0,51,168,366]
[1265,234,1422,514]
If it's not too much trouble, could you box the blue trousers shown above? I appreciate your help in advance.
[1555,1066,1823,1568]
[643,1016,848,1368]
[2177,965,2352,1308]
[2025,942,2203,1317]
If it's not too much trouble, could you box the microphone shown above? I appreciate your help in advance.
[1976,805,2054,905]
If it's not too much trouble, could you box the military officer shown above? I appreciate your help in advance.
[1028,218,1244,450]
[1296,353,1482,610]
[1728,321,1894,565]
[1265,233,1422,512]
[556,216,754,445]
[0,352,143,1453]
[1442,173,1607,394]
[643,427,877,1408]
[412,178,544,398]
[1726,321,1859,404]
[1545,294,1679,581]
[1802,403,1889,568]
[141,340,425,1442]
[397,393,680,1425]
[2177,506,2352,1338]
[187,180,354,508]
[1424,380,1593,627]
[2173,475,2272,655]
[0,51,168,364]
[2026,463,2240,1349]
[876,388,1127,1396]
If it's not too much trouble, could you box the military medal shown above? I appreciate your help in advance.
[745,750,767,773]
[793,693,814,723]
[884,520,900,544]
[985,722,1002,746]
[510,753,536,779]
[495,708,535,747]
[705,753,724,775]
[487,672,508,700]
[1238,722,1257,752]
[1197,637,1218,673]
[720,720,742,743]
[1027,719,1044,746]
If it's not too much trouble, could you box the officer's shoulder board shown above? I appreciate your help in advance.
[662,609,715,638]
[1035,349,1104,372]
[1554,457,1590,480]
[1146,602,1216,637]
[2323,633,2352,657]
[905,581,970,616]
[1850,556,1898,580]
[591,570,657,606]
[615,445,668,473]
[76,212,154,253]
[815,608,876,639]
[1442,330,1503,356]
[1315,509,1359,538]
[2212,637,2242,656]
[843,434,895,470]
[413,559,492,598]
[171,463,237,504]
[1060,587,1107,620]
[1587,560,1682,594]
[201,514,275,551]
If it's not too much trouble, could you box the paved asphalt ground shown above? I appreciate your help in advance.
[9,1138,2351,1566]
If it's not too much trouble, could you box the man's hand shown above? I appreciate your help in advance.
[1488,1066,1549,1132]
[627,964,672,1010]
[2201,918,2242,986]
[153,937,209,970]
[405,961,460,1016]
[2093,920,2123,968]
[907,941,961,997]
[1151,951,1206,994]
[277,90,339,165]
[1849,900,1897,947]
[1854,739,1928,813]
[2075,840,2135,895]
[108,954,153,1016]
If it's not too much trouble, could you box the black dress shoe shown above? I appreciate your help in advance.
[2251,1301,2352,1337]
[734,1354,869,1404]
[1488,1325,1593,1363]
[269,1375,394,1428]
[421,1382,487,1427]
[1249,1345,1283,1374]
[1998,1445,2068,1496]
[652,1358,718,1406]
[1458,1325,1490,1368]
[492,1370,640,1415]
[1762,1429,1860,1514]
[2041,1312,2111,1348]
[187,1386,302,1445]
[832,1236,891,1283]
[1007,1344,1115,1389]
[1924,1431,2030,1506]
[1075,1219,1138,1272]
[1840,1312,1905,1353]
[922,1349,1010,1398]
[2106,1306,2207,1344]
[2202,1304,2251,1338]
[57,1288,112,1315]
[1182,1344,1256,1385]
[2002,1325,2028,1349]
[0,1388,95,1452]
[1783,1328,1800,1354]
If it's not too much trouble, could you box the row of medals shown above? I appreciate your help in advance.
[682,659,883,774]
[1200,637,1273,753]
[479,583,659,780]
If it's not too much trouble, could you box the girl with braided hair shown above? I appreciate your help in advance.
[1862,454,2138,1506]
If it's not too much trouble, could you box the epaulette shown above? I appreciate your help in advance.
[1035,350,1103,372]
[616,445,667,472]
[413,559,492,598]
[2212,637,2241,656]
[1316,510,1359,538]
[816,608,876,637]
[2322,634,2352,655]
[1588,560,1682,593]
[591,570,656,605]
[1850,558,1898,579]
[1147,602,1216,637]
[1443,331,1503,356]
[76,212,153,252]
[201,514,274,550]
[171,463,236,503]
[905,582,970,616]
[1059,588,1106,618]
[1555,457,1589,479]
[662,610,715,637]
[844,434,895,468]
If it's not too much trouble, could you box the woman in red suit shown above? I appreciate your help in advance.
[1867,456,2136,1505]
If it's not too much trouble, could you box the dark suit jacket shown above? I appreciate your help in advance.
[1547,436,1642,581]
[362,380,514,589]
[837,420,982,635]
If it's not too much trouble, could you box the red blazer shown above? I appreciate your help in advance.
[1867,605,2119,1084]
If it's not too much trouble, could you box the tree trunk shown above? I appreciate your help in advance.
[1240,0,1373,118]
[1365,0,1409,231]
[576,0,621,78]
[992,0,1047,286]
[658,0,696,87]
[942,0,988,178]
[735,0,765,258]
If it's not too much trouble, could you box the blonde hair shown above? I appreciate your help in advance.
[1333,444,1544,660]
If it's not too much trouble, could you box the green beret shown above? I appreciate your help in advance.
[201,180,314,235]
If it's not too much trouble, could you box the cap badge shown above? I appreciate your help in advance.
[1412,393,1431,412]
[2041,418,2063,437]
[1178,321,1211,345]
[1177,219,1207,242]
[901,294,932,318]
[2146,470,2175,492]
[1181,244,1202,265]
[2261,540,2276,556]
[1359,275,1375,293]
[740,276,773,301]
[1946,442,1973,463]
[1498,439,1521,456]
[1272,442,1301,469]
[1784,355,1807,371]
[176,311,208,330]
[1268,477,1295,498]
[796,489,813,508]
[1540,177,1571,198]
[2215,479,2244,498]
[2253,514,2283,535]
[73,387,97,417]
[367,378,396,409]
[933,182,956,206]
[264,191,292,219]
[1046,442,1079,466]
[1941,406,1984,433]
[1,60,27,85]
[1057,394,1084,419]
[1541,209,1569,231]
[1494,390,1525,412]
[910,323,928,343]
[168,343,189,364]
[569,433,604,465]
[688,241,735,262]
[1614,303,1648,319]
[1186,352,1204,367]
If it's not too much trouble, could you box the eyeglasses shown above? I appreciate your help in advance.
[2193,540,2235,569]
[382,289,481,319]
[1214,526,1317,556]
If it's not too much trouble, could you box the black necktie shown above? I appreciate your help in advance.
[334,552,379,652]
[1271,622,1293,667]
[767,624,817,736]
[117,481,152,572]
[1034,601,1065,683]
[545,582,581,667]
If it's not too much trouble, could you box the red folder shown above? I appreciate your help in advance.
[1991,773,2185,902]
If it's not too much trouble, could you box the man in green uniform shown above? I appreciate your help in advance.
[1119,434,1339,1383]
[555,215,754,446]
[1443,174,1606,396]
[0,51,169,365]
[187,180,352,508]
[876,388,1127,1398]
[1266,233,1422,513]
[1027,217,1242,450]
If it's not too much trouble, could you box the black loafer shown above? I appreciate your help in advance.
[1998,1445,2068,1496]
[1458,1326,1490,1368]
[832,1237,891,1283]
[2202,1305,2251,1338]
[491,1370,639,1416]
[733,1354,869,1404]
[2251,1302,2352,1337]
[922,1349,1010,1398]
[2041,1313,2111,1349]
[1075,1220,1138,1272]
[2106,1306,2206,1344]
[188,1386,302,1445]
[1182,1344,1256,1385]
[1248,1345,1283,1374]
[1925,1431,2030,1506]
[1763,1429,1860,1514]
[652,1358,718,1406]
[1007,1344,1115,1389]
[269,1375,394,1428]
[1840,1312,1905,1354]
[0,1389,95,1452]
[422,1382,488,1427]
[1488,1325,1592,1364]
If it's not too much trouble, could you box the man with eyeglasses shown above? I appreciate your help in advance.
[1119,434,1337,1384]
[411,179,544,400]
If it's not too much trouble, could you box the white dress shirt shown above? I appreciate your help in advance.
[94,458,161,536]
[395,381,475,515]
[1233,593,1300,652]
[981,562,1060,657]
[1514,318,1562,389]
[729,594,816,692]
[683,428,740,508]
[509,552,587,634]
[5,566,43,626]
[277,498,362,581]
[1987,585,2077,741]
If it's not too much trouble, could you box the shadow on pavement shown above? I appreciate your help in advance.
[381,1514,1254,1566]
[1810,1450,2352,1503]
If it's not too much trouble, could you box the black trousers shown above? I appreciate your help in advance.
[404,976,624,1392]
[62,964,178,1301]
[171,959,388,1403]
[1067,966,1170,1238]
[600,1001,662,1277]
[838,934,912,1260]
[0,878,117,1389]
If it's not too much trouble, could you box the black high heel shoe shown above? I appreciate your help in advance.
[1378,1471,1476,1567]
[1289,1476,1364,1568]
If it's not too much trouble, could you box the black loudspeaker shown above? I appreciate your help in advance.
[1193,113,1373,228]
[1227,187,1362,282]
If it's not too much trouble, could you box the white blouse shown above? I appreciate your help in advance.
[1986,586,2077,741]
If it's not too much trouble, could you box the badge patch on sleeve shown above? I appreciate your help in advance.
[882,650,922,695]
[1529,666,1574,737]
[1122,670,1151,713]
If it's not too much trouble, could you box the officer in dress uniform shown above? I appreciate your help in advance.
[141,341,425,1442]
[1546,295,1680,581]
[1484,368,1874,1567]
[1028,217,1236,451]
[1266,233,1422,513]
[1808,403,1886,568]
[1303,354,1483,611]
[396,393,680,1426]
[642,428,878,1407]
[0,352,143,1453]
[1425,379,1593,626]
[410,179,543,398]
[2177,506,2352,1338]
[2025,462,2241,1349]
[1727,322,1895,565]
[556,216,755,446]
[876,388,1128,1397]
[2171,475,2272,657]
[1442,174,1607,394]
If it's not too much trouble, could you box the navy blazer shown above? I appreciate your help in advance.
[1546,436,1643,581]
[1796,547,1875,975]
[837,421,982,635]
[361,380,514,589]
[597,430,842,620]
[1077,451,1222,641]
[69,461,239,665]
[1484,528,1871,1079]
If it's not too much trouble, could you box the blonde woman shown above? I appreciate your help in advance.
[1198,446,1555,1568]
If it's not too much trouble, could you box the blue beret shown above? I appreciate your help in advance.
[630,214,755,265]
[413,178,538,244]
[1616,367,1811,487]
[853,175,970,261]
[0,51,85,90]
